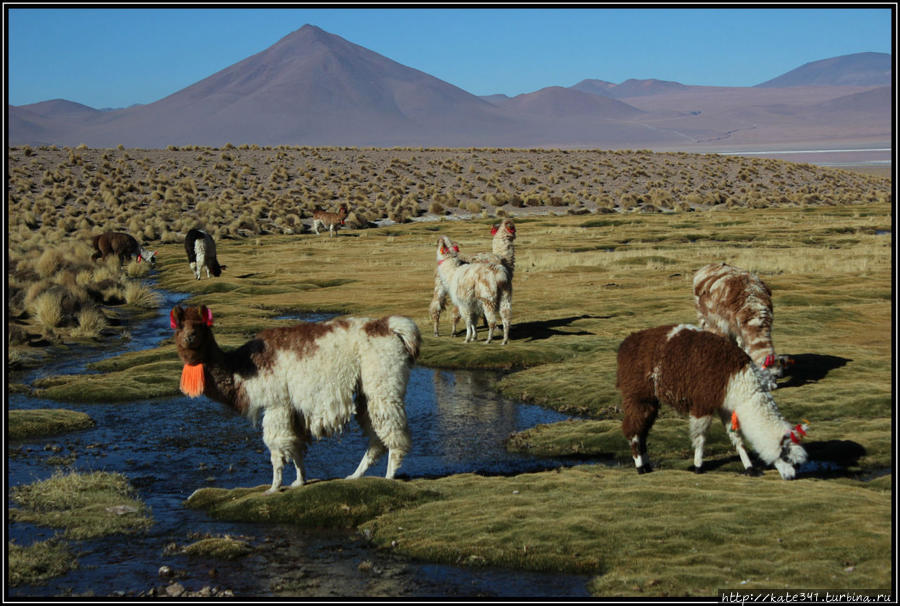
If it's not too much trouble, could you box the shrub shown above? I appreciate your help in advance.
[31,291,64,332]
[124,281,160,308]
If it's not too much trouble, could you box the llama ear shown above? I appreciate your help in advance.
[201,306,213,327]
[507,223,516,234]
[170,307,183,330]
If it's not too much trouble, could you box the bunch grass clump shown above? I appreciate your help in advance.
[9,470,153,539]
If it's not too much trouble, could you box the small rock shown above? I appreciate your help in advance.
[106,504,139,516]
[165,582,185,597]
[158,565,173,578]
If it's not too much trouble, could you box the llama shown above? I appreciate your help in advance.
[693,262,789,390]
[170,304,420,493]
[430,219,516,337]
[616,324,808,480]
[312,203,349,237]
[435,235,512,345]
[184,228,225,280]
[91,231,156,265]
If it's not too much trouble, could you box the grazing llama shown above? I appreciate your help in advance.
[693,262,788,390]
[170,305,420,493]
[430,219,516,337]
[312,203,349,237]
[435,235,512,345]
[616,324,808,480]
[184,228,225,280]
[91,231,156,265]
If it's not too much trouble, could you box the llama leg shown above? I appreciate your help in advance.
[689,415,713,473]
[369,401,411,480]
[313,220,320,235]
[347,397,387,480]
[450,306,461,337]
[287,440,308,488]
[429,277,446,337]
[262,406,296,494]
[622,398,658,474]
[718,410,757,475]
[195,251,205,280]
[499,293,512,345]
[481,304,498,345]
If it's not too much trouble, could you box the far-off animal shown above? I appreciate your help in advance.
[312,203,349,237]
[616,324,808,480]
[91,231,156,265]
[184,229,225,280]
[693,262,791,390]
[430,218,516,338]
[435,235,512,345]
[170,304,419,493]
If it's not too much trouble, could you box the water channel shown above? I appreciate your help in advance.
[7,289,595,598]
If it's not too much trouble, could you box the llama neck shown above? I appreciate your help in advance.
[186,336,245,413]
[492,237,515,266]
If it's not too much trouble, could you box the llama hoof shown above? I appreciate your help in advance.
[742,466,763,477]
[689,465,704,474]
[264,487,280,495]
[636,465,653,475]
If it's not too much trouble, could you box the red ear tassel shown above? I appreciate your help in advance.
[170,309,178,330]
[507,224,516,234]
[763,354,775,368]
[202,307,213,327]
[452,245,459,253]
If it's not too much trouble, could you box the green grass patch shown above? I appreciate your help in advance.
[182,537,255,560]
[7,538,78,587]
[358,466,892,597]
[32,358,183,402]
[185,477,442,529]
[8,408,95,440]
[9,471,153,539]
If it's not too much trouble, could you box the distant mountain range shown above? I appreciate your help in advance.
[8,25,892,149]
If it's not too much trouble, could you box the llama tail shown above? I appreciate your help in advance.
[388,316,422,361]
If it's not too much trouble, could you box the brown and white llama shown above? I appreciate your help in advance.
[693,262,788,390]
[91,231,156,265]
[430,218,516,337]
[312,203,349,237]
[616,324,808,480]
[170,304,420,493]
[184,228,225,280]
[435,235,512,345]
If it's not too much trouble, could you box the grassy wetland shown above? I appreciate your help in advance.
[6,145,893,597]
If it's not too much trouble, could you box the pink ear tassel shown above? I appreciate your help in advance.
[203,307,214,327]
[170,309,178,330]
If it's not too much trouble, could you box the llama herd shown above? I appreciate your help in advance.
[93,209,811,490]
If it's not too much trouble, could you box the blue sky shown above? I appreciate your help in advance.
[6,6,894,109]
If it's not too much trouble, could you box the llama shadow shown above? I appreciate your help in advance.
[509,314,610,342]
[777,353,851,389]
[691,439,867,480]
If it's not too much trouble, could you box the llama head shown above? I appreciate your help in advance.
[773,419,809,479]
[138,248,157,265]
[170,305,215,365]
[436,236,460,263]
[491,219,517,240]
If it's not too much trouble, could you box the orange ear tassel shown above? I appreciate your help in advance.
[180,363,205,398]
[730,411,740,432]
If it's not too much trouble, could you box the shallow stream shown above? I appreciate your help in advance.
[7,290,595,597]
